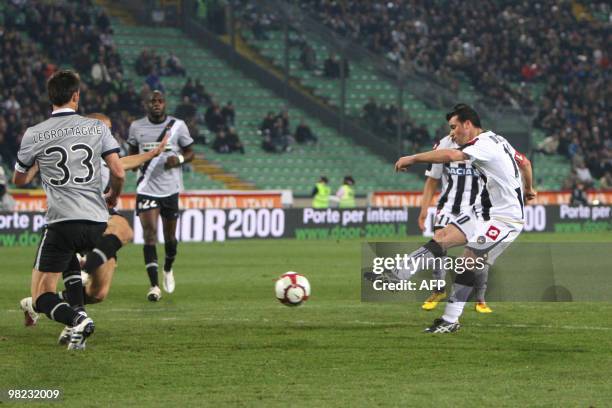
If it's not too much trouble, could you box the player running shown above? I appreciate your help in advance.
[20,113,169,338]
[394,104,536,333]
[13,70,125,350]
[417,129,492,313]
[128,91,194,301]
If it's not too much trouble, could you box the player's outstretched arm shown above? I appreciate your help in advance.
[120,133,170,170]
[104,152,125,208]
[418,177,439,231]
[395,149,467,172]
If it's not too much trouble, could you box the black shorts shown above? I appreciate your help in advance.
[136,193,179,219]
[34,221,107,273]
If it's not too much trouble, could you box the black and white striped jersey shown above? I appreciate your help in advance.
[425,136,484,216]
[459,131,525,223]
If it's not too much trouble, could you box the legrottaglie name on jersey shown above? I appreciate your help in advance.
[32,125,103,144]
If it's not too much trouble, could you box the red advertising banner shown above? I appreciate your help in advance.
[369,190,612,207]
[10,190,292,211]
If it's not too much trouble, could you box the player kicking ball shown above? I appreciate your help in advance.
[395,104,536,333]
[128,91,194,301]
[415,122,490,313]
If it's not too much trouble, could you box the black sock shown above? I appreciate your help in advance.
[83,234,123,274]
[163,239,177,272]
[423,239,446,258]
[62,269,85,313]
[144,244,158,287]
[60,287,91,305]
[35,292,83,326]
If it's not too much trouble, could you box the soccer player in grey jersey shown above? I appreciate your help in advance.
[13,70,125,350]
[128,91,194,301]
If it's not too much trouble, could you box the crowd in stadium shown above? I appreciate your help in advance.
[243,0,610,186]
[0,0,140,170]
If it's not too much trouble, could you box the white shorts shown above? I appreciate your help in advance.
[434,209,478,242]
[465,218,523,265]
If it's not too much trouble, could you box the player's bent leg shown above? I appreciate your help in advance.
[161,217,178,294]
[106,215,134,245]
[82,234,123,275]
[86,259,117,304]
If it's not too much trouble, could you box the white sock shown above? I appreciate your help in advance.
[442,301,466,323]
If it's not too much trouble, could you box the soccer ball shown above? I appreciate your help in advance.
[275,272,311,306]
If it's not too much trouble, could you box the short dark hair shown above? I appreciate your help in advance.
[47,70,80,106]
[446,103,481,128]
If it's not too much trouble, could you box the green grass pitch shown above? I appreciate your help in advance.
[1,233,611,407]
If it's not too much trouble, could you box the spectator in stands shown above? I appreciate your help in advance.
[212,130,232,153]
[574,160,594,187]
[135,48,153,76]
[205,102,225,132]
[91,57,112,92]
[261,115,290,153]
[300,43,317,71]
[278,108,290,134]
[194,79,212,105]
[226,127,245,154]
[181,78,197,100]
[535,134,560,156]
[600,172,612,189]
[166,53,186,76]
[260,111,276,135]
[363,97,380,128]
[295,119,318,144]
[221,101,236,126]
[2,94,21,114]
[175,96,197,122]
[187,117,205,145]
[270,117,291,152]
[139,83,152,106]
[145,70,165,93]
[261,134,277,153]
[119,82,143,116]
[0,166,16,211]
[323,53,340,78]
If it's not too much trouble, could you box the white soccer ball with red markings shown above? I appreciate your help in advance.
[275,272,311,306]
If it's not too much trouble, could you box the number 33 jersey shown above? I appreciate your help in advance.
[459,131,526,224]
[15,111,120,224]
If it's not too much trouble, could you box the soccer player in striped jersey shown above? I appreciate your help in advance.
[418,132,492,313]
[395,104,536,333]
